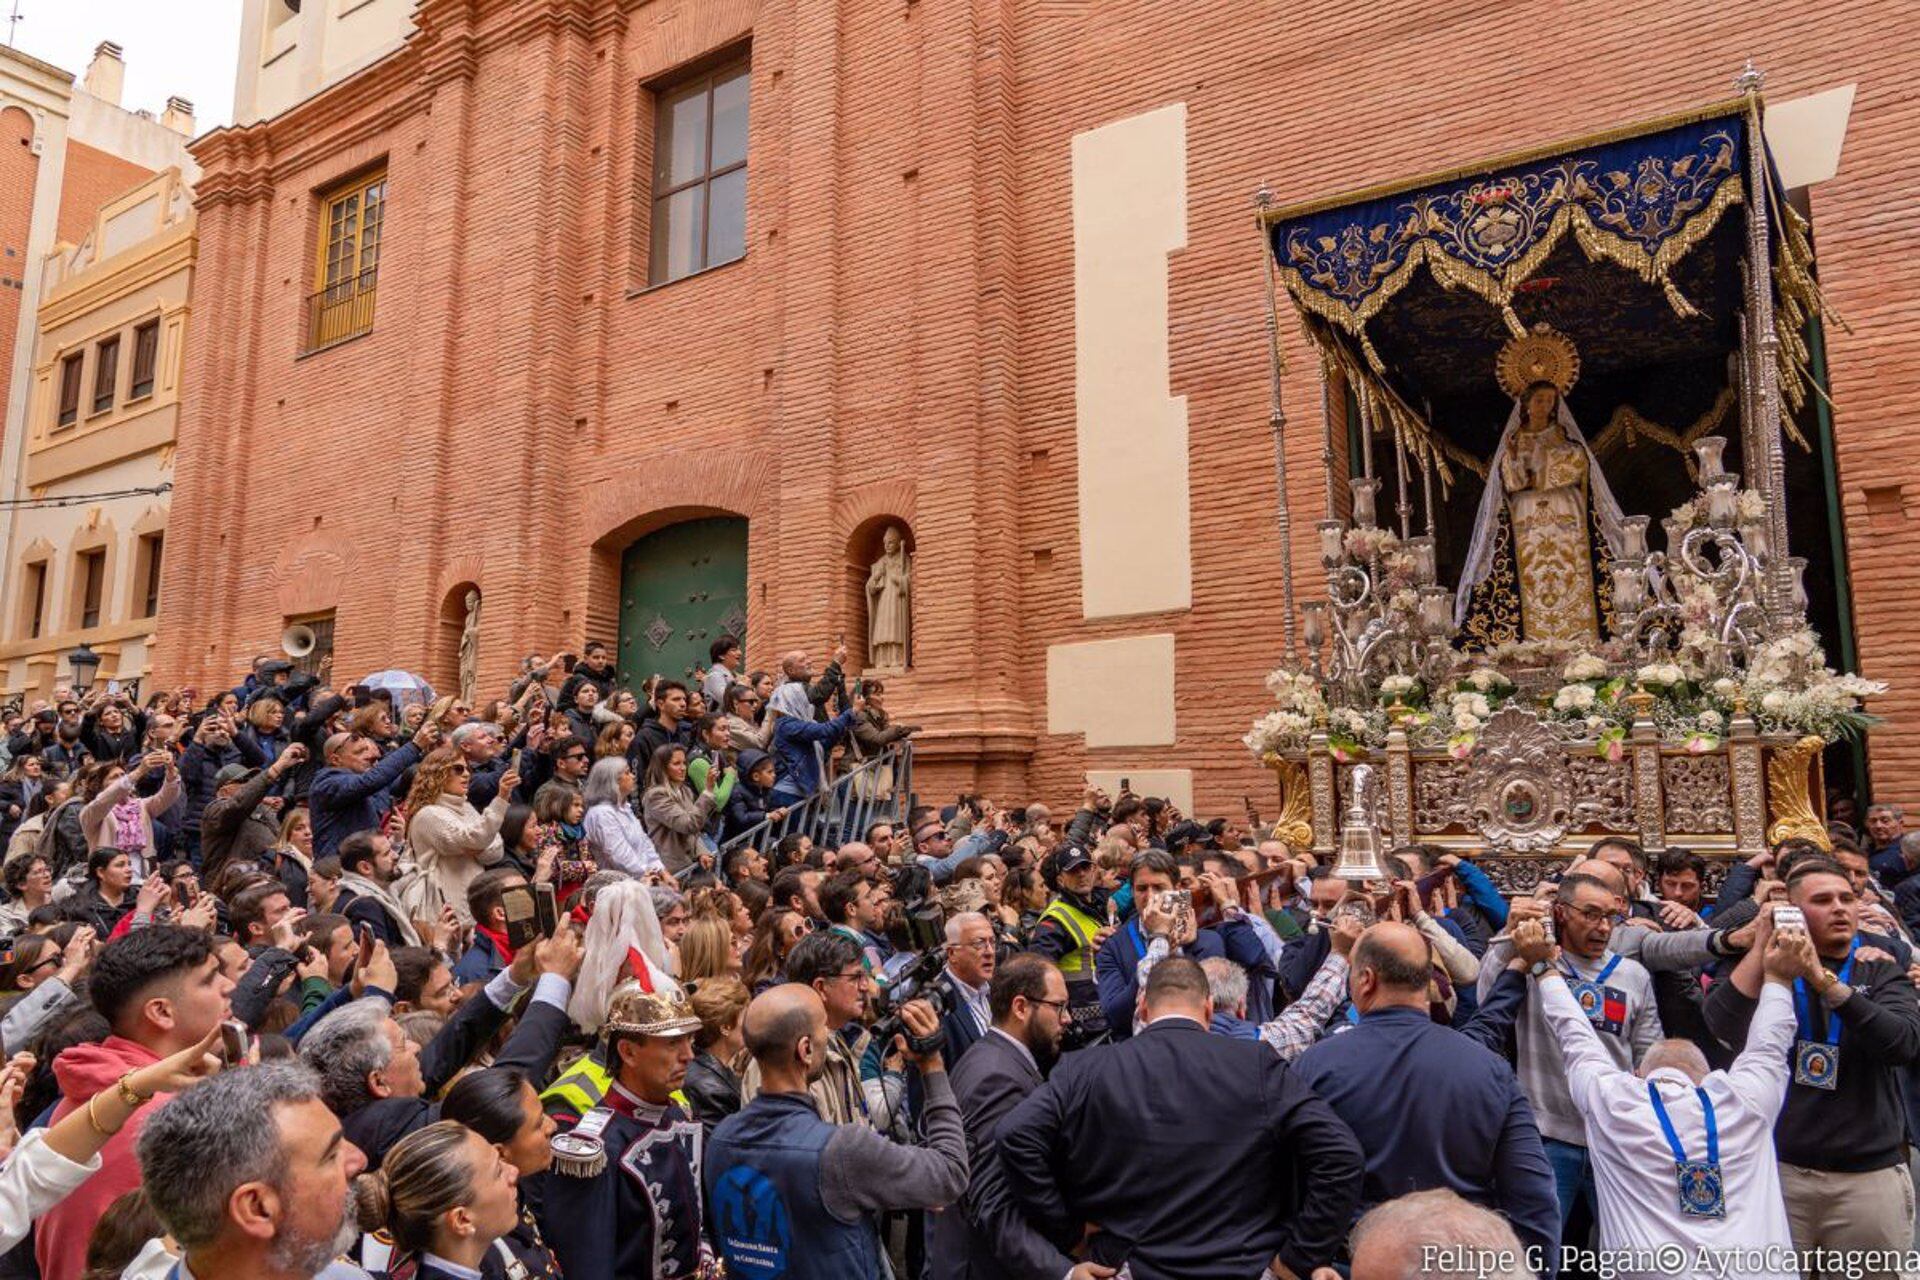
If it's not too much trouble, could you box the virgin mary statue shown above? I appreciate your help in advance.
[1456,324,1626,650]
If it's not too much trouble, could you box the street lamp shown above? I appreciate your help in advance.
[66,643,100,695]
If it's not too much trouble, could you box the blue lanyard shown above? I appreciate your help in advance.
[1127,918,1148,961]
[1647,1081,1718,1167]
[1560,953,1621,986]
[1793,936,1858,1045]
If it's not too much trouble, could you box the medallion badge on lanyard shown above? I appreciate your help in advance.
[1648,1081,1725,1220]
[1792,937,1857,1092]
[1563,954,1624,1035]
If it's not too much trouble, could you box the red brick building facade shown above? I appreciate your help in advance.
[160,0,1920,813]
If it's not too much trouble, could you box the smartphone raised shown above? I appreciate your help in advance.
[534,882,560,938]
[219,1020,250,1067]
[1773,905,1807,935]
[510,747,525,776]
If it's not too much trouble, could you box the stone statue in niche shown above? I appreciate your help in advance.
[865,526,912,670]
[458,589,481,706]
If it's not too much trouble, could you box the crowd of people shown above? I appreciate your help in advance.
[0,638,1916,1280]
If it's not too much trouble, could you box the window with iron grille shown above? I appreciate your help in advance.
[306,168,386,351]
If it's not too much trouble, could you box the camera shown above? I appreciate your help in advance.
[870,871,952,1056]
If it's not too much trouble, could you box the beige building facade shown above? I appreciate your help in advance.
[0,168,194,701]
[0,43,195,703]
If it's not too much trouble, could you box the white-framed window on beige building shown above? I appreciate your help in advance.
[57,352,84,428]
[20,560,48,640]
[91,335,119,416]
[74,548,106,630]
[130,320,160,401]
[136,532,165,618]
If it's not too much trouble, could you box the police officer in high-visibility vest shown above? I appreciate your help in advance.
[1025,845,1115,1049]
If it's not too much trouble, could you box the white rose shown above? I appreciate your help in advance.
[1453,708,1481,733]
[1761,690,1788,714]
[1697,710,1724,730]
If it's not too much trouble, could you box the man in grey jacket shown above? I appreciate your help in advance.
[706,985,969,1280]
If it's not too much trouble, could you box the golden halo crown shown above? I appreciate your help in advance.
[1496,323,1581,399]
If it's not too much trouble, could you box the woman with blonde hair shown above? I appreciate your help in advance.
[567,878,676,1033]
[594,719,634,760]
[353,1121,520,1280]
[403,746,518,923]
[677,915,739,983]
[683,975,749,1136]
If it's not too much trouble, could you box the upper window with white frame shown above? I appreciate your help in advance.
[649,56,749,287]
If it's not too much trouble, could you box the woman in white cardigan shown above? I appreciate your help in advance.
[0,1023,226,1252]
[402,747,515,924]
[581,757,662,878]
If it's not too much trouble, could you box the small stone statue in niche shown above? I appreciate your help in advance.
[865,526,912,670]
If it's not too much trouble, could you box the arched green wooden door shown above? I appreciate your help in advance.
[617,517,748,689]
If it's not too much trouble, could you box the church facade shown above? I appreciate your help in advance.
[157,0,1920,810]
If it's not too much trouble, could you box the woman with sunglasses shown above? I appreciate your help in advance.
[0,926,92,1053]
[404,746,521,925]
[741,908,812,994]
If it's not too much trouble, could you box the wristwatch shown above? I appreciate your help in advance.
[1528,960,1553,978]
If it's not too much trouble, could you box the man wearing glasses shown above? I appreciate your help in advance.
[1498,871,1662,1270]
[937,912,997,1063]
[739,930,888,1130]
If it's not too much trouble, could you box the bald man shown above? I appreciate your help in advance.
[1296,923,1559,1269]
[1534,918,1816,1275]
[705,985,967,1280]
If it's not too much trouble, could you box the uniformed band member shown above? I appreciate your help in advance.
[536,981,719,1280]
[1025,846,1114,1049]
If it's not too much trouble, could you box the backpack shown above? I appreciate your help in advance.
[37,798,89,878]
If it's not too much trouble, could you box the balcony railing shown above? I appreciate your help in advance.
[304,268,378,352]
[717,741,915,860]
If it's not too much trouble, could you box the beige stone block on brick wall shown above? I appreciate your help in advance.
[1046,633,1175,748]
[1072,102,1190,620]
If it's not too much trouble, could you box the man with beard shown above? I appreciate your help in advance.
[932,954,1113,1280]
[137,1063,371,1279]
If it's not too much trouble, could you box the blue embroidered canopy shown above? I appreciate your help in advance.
[1261,98,1823,484]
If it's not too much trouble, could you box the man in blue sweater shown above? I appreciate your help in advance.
[309,720,434,860]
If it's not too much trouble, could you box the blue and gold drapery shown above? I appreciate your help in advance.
[1262,98,1826,481]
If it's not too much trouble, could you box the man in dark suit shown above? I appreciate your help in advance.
[932,954,1113,1280]
[937,911,997,1064]
[1293,921,1561,1272]
[999,956,1364,1280]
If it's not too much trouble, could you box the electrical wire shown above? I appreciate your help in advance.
[0,483,172,510]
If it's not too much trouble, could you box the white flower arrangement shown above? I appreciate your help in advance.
[1562,653,1609,682]
[1343,526,1400,562]
[1553,683,1598,712]
[1635,662,1687,689]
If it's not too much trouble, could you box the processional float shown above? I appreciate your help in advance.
[1247,65,1880,890]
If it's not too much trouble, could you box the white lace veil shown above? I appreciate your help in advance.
[1454,394,1626,626]
[569,879,678,1034]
